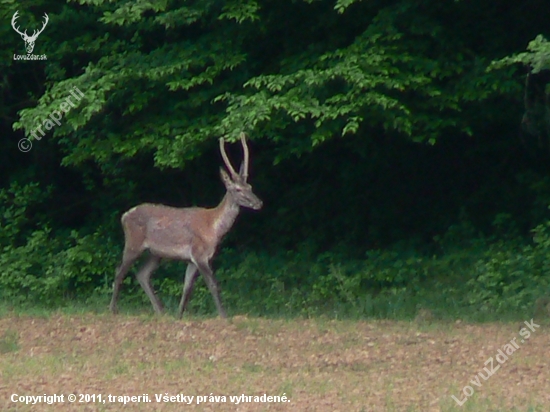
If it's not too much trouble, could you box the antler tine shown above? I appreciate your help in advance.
[219,137,238,178]
[240,132,249,180]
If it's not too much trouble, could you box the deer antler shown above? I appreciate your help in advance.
[11,11,48,40]
[240,132,249,181]
[219,137,238,178]
[11,11,27,38]
[30,13,49,40]
[220,132,251,180]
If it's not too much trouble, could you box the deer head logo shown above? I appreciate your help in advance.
[11,11,49,54]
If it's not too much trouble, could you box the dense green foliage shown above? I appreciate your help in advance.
[2,0,550,319]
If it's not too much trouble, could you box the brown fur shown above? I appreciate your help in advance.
[109,137,262,318]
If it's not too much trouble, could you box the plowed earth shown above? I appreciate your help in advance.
[0,314,548,411]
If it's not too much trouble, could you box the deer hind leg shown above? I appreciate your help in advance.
[110,247,142,314]
[196,261,227,318]
[135,255,163,314]
[178,263,199,319]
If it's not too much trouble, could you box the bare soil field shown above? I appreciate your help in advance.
[0,314,548,411]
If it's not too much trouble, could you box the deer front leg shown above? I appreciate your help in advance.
[196,262,227,318]
[110,249,141,314]
[178,263,199,319]
[135,255,163,314]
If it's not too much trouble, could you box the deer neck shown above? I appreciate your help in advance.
[212,192,240,240]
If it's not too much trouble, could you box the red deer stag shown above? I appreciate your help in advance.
[109,133,263,318]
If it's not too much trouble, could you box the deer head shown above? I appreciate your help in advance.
[12,11,49,54]
[219,133,263,210]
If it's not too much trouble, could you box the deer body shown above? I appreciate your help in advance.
[109,135,262,318]
[123,199,239,261]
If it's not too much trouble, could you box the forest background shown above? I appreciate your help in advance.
[2,0,550,320]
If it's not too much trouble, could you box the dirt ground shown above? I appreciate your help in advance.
[0,313,548,411]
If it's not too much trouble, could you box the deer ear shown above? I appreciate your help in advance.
[220,168,233,185]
